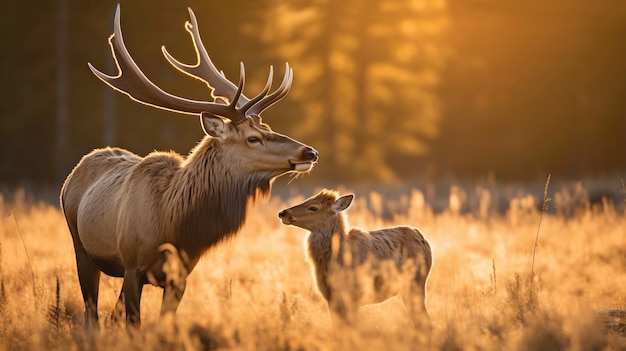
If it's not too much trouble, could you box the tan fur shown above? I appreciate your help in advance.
[61,115,317,328]
[279,189,432,327]
[65,6,319,329]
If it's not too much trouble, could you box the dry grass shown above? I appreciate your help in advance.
[0,181,625,350]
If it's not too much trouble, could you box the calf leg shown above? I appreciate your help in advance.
[328,294,355,330]
[401,292,428,327]
[401,279,431,333]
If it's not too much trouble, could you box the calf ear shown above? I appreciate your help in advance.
[333,194,354,212]
[200,113,229,139]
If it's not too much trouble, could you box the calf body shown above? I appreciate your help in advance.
[279,189,432,327]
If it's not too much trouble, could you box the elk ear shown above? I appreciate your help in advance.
[200,113,229,139]
[332,194,354,212]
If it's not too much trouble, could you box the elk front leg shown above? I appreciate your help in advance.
[161,278,186,318]
[328,296,352,330]
[122,270,144,328]
[146,244,189,321]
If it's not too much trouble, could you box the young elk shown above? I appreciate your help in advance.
[279,190,432,328]
[61,5,318,329]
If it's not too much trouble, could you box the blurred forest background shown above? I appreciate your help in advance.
[1,0,625,189]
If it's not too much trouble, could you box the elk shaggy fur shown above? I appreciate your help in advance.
[279,189,432,327]
[62,139,274,274]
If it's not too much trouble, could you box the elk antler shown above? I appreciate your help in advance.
[88,5,292,123]
[161,8,293,117]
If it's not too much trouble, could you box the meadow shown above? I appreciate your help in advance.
[0,178,625,350]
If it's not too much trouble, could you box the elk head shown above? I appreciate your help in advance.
[279,190,354,232]
[88,5,318,176]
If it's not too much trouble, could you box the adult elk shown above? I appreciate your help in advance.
[61,5,318,328]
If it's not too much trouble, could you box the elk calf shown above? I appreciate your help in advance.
[279,189,432,327]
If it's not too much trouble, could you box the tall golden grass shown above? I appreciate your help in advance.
[0,181,625,350]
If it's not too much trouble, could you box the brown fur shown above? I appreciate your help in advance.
[65,5,319,329]
[279,189,432,327]
[61,116,317,328]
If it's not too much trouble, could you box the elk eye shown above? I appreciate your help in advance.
[247,136,261,144]
[308,206,318,212]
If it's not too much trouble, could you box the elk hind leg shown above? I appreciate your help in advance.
[70,231,101,329]
[401,277,431,333]
[401,293,429,327]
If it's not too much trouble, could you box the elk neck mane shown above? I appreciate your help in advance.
[164,136,273,259]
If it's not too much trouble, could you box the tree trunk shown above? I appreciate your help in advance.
[55,0,69,184]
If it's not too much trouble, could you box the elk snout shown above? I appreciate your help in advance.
[278,209,294,225]
[303,147,319,162]
[290,146,318,172]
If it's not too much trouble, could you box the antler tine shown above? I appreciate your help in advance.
[239,66,274,113]
[88,4,239,119]
[162,7,293,118]
[161,7,250,106]
[230,62,246,110]
[246,63,294,116]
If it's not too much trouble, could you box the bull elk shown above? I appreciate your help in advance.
[60,5,318,328]
[278,190,432,329]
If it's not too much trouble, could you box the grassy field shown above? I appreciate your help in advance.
[0,180,625,350]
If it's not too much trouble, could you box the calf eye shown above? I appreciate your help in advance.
[247,136,261,144]
[308,207,318,212]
